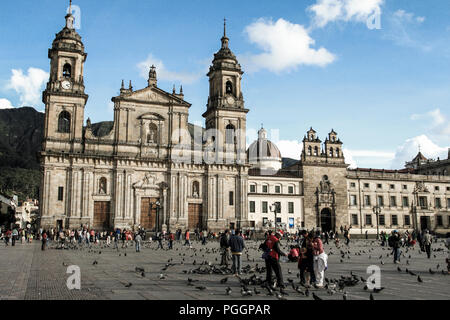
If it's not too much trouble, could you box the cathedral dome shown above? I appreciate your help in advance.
[247,128,282,171]
[51,10,85,54]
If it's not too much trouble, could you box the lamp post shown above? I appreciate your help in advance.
[154,200,161,233]
[373,205,381,240]
[271,202,280,231]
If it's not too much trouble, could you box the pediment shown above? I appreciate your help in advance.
[118,86,190,106]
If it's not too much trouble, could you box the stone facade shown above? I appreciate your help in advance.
[38,11,450,235]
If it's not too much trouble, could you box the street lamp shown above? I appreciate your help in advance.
[153,200,161,233]
[373,205,381,240]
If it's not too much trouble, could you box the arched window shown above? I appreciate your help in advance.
[147,123,158,144]
[314,146,318,156]
[192,181,200,198]
[63,63,72,78]
[336,148,340,157]
[308,146,312,156]
[226,124,235,145]
[329,148,334,157]
[226,81,233,94]
[58,111,71,133]
[99,177,107,194]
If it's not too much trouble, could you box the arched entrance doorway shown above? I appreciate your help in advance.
[320,208,333,232]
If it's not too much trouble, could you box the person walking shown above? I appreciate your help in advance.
[312,232,328,288]
[157,232,164,249]
[229,230,245,276]
[220,230,231,266]
[168,231,174,250]
[184,229,191,248]
[344,227,350,246]
[423,230,432,259]
[388,230,402,263]
[11,228,18,246]
[135,232,142,252]
[121,229,127,248]
[298,231,316,287]
[202,230,208,245]
[4,229,11,247]
[265,231,287,291]
[41,231,48,251]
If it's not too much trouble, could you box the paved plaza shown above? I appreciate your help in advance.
[0,238,449,300]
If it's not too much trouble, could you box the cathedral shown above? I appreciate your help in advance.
[39,8,450,235]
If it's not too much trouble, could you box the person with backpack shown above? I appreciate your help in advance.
[220,230,231,266]
[265,231,287,291]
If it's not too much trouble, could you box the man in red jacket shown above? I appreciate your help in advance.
[265,231,287,291]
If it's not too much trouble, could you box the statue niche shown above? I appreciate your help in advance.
[145,123,158,144]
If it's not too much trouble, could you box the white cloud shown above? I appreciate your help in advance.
[6,68,48,107]
[241,18,335,73]
[137,54,201,85]
[0,98,14,109]
[385,9,430,51]
[344,149,395,169]
[391,135,449,169]
[276,140,303,160]
[411,109,450,141]
[308,0,384,28]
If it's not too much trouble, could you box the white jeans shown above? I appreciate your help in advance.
[314,253,327,286]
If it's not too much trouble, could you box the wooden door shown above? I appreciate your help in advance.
[141,198,157,231]
[93,201,111,230]
[188,204,203,230]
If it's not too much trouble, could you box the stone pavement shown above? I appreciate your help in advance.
[0,238,449,300]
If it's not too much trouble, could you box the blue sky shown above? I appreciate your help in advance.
[1,0,449,169]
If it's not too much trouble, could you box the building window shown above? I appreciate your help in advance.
[352,214,358,226]
[447,198,450,208]
[226,81,233,94]
[192,181,200,198]
[288,202,294,214]
[379,215,385,226]
[350,195,357,206]
[329,148,334,157]
[262,185,268,193]
[392,215,398,226]
[275,186,281,194]
[435,186,440,191]
[262,217,268,226]
[364,195,371,206]
[377,184,382,189]
[404,215,411,226]
[146,123,158,144]
[350,183,356,188]
[314,146,319,156]
[437,215,443,227]
[249,201,255,213]
[402,196,409,207]
[288,186,294,194]
[58,111,71,133]
[58,187,64,201]
[365,215,372,226]
[390,184,395,190]
[419,196,427,209]
[390,196,397,207]
[364,183,370,188]
[63,63,72,78]
[403,185,408,190]
[377,196,384,207]
[229,191,234,206]
[99,177,107,194]
[435,198,442,209]
[262,202,268,214]
[308,146,312,156]
[250,185,256,193]
[336,148,340,157]
[225,124,235,145]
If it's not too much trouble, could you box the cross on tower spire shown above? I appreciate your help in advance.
[221,18,229,49]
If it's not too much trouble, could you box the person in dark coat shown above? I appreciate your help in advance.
[298,231,316,287]
[265,231,287,290]
[229,230,245,275]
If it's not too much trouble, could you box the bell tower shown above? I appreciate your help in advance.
[203,19,249,164]
[42,0,88,153]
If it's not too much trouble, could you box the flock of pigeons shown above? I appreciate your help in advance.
[56,238,449,300]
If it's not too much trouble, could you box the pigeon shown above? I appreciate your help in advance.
[312,293,322,300]
[397,267,402,272]
[220,277,228,284]
[124,253,127,257]
[141,272,145,277]
[429,269,435,275]
[417,276,423,283]
[196,286,207,291]
[294,286,305,295]
[343,292,348,300]
[226,287,232,295]
[370,293,375,301]
[276,293,287,300]
[92,260,98,265]
[125,282,132,288]
[373,287,385,293]
[254,287,261,295]
[159,274,167,280]
[62,262,68,267]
